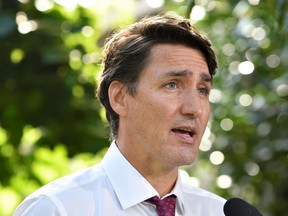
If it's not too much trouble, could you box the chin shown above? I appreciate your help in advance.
[178,153,197,166]
[182,158,196,166]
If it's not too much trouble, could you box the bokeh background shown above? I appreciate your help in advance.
[0,0,287,215]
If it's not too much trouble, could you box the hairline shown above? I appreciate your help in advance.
[125,42,213,95]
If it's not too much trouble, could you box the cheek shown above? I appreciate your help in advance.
[201,102,211,126]
[203,100,211,115]
[205,107,211,120]
[129,98,159,124]
[139,100,171,131]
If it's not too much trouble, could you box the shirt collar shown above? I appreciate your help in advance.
[170,171,186,215]
[102,141,158,209]
[101,141,185,214]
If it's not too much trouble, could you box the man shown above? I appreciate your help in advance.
[13,15,226,216]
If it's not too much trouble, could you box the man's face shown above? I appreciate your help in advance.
[120,44,212,170]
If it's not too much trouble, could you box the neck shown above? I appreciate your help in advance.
[144,169,178,197]
[115,139,178,197]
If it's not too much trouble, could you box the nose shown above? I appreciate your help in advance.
[180,90,205,118]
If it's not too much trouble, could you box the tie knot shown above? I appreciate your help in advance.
[146,195,176,216]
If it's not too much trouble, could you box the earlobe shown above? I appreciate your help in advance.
[108,81,128,116]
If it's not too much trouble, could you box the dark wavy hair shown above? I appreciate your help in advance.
[96,15,217,140]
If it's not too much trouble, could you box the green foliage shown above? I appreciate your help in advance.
[0,0,287,215]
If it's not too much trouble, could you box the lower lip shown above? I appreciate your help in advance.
[172,131,195,144]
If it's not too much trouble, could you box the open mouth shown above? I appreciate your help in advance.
[171,128,196,137]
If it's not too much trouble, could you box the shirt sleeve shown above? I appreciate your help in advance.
[13,195,62,216]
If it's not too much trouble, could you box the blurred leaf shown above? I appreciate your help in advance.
[0,0,287,215]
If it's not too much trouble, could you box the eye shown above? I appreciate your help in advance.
[198,87,210,96]
[165,81,177,89]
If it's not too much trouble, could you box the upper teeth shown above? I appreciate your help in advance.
[179,128,192,132]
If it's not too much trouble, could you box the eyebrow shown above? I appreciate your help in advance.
[162,69,213,84]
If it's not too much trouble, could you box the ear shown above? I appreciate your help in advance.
[108,81,128,117]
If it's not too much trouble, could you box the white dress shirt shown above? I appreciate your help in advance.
[13,141,226,216]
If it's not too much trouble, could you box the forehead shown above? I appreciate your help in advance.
[141,43,210,79]
[150,43,207,64]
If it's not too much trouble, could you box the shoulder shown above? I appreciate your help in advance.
[34,163,106,196]
[13,195,61,216]
[182,181,226,203]
[13,164,108,215]
[179,172,226,215]
[180,170,226,205]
